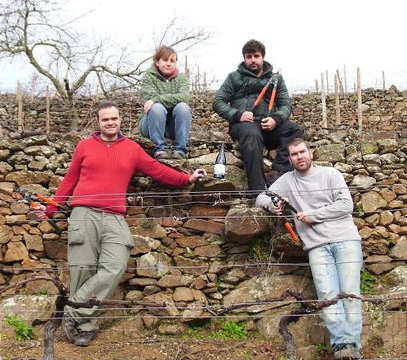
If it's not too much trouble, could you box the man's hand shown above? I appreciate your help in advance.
[32,204,47,219]
[240,111,254,123]
[273,199,284,215]
[296,211,311,224]
[261,117,277,131]
[189,169,207,184]
[144,100,154,113]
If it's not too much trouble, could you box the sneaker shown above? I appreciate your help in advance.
[333,343,361,359]
[172,150,187,159]
[154,149,170,159]
[62,313,78,344]
[74,330,98,347]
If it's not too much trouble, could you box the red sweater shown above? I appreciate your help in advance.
[47,132,190,216]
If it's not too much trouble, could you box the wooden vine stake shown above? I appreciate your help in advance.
[336,69,345,98]
[343,64,348,94]
[382,71,386,91]
[325,70,329,95]
[334,74,341,126]
[320,72,327,128]
[45,86,50,134]
[357,67,362,134]
[17,81,24,132]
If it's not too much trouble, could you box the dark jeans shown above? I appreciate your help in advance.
[229,120,304,191]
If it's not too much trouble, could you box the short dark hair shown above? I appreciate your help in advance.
[96,101,119,119]
[287,138,310,150]
[242,39,266,57]
[153,45,177,62]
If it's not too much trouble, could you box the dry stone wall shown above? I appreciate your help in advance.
[1,89,407,357]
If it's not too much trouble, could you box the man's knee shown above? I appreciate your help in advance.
[280,121,304,139]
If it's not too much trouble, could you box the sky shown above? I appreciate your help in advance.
[1,0,406,93]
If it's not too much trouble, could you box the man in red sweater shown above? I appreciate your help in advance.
[37,101,205,347]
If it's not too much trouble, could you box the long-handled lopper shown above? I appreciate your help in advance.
[265,190,299,243]
[14,186,71,234]
[251,71,280,114]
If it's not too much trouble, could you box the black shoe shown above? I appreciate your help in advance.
[74,330,98,347]
[62,313,77,344]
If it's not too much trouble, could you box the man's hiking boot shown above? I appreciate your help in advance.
[333,343,361,359]
[62,313,77,344]
[74,330,98,347]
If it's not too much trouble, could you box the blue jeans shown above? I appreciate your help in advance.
[308,240,363,350]
[141,102,192,155]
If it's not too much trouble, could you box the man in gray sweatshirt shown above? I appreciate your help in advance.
[256,138,362,360]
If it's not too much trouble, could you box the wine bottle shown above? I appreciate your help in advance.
[213,142,226,179]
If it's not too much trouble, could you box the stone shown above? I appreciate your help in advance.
[4,241,30,262]
[131,235,161,255]
[157,275,193,288]
[172,287,194,302]
[350,175,376,188]
[379,210,394,226]
[136,252,172,278]
[365,255,394,274]
[183,219,224,235]
[377,139,398,154]
[135,220,167,239]
[176,235,208,248]
[194,244,222,258]
[389,236,407,259]
[360,191,387,213]
[0,295,55,322]
[314,143,345,162]
[381,266,407,291]
[188,204,229,218]
[0,225,14,244]
[174,256,208,276]
[23,233,44,252]
[225,206,270,243]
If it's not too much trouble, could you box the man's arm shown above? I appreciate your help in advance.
[212,73,244,124]
[44,142,83,217]
[303,170,354,223]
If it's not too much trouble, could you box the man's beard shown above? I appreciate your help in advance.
[249,65,261,75]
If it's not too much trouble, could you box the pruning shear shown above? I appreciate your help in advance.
[14,186,71,234]
[251,71,280,115]
[265,190,299,243]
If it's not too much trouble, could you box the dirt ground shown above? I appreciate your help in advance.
[1,320,406,360]
[0,326,287,360]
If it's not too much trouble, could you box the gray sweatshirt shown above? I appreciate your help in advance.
[255,166,361,251]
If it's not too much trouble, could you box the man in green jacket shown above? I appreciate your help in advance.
[213,39,303,193]
[140,45,192,160]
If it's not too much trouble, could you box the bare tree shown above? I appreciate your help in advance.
[0,0,211,131]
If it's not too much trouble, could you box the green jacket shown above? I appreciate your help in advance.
[212,61,291,126]
[141,64,190,109]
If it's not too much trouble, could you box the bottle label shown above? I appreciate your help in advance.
[214,164,226,178]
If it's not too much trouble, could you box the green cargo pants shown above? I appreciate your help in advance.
[65,207,134,332]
